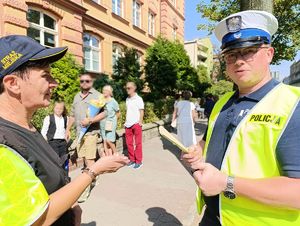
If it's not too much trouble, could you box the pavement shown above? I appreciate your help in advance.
[71,121,207,226]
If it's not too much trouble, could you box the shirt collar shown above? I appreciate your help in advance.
[235,78,280,102]
[80,88,96,97]
[129,93,138,99]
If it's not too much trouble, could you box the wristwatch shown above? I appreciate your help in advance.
[223,176,236,199]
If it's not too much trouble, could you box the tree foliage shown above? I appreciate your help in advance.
[205,80,234,97]
[112,47,144,100]
[50,53,82,105]
[145,36,198,98]
[196,0,300,64]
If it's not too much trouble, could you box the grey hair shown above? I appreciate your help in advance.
[103,85,113,96]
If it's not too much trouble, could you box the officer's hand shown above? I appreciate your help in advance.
[193,162,227,196]
[181,144,203,169]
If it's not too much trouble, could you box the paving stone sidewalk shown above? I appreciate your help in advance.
[71,121,207,226]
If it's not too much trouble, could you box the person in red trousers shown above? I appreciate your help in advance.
[124,82,144,169]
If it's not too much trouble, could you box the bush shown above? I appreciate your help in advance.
[32,106,52,131]
[50,53,82,105]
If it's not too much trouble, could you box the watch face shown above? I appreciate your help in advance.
[224,191,236,199]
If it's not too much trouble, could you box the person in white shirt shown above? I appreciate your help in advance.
[125,82,144,169]
[172,91,197,147]
[41,101,69,171]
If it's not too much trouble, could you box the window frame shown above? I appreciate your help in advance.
[112,43,124,71]
[83,33,101,73]
[112,0,123,17]
[148,11,155,36]
[27,8,58,47]
[132,0,141,28]
[172,26,177,40]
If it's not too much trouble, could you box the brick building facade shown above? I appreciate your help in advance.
[0,0,185,74]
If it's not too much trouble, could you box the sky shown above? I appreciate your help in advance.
[184,1,300,80]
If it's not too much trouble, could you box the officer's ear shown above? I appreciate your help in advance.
[266,46,275,64]
[2,74,22,95]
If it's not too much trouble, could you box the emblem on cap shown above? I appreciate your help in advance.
[226,16,242,32]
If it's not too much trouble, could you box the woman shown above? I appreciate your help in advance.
[100,85,120,155]
[172,91,197,147]
[0,35,129,226]
[41,101,69,172]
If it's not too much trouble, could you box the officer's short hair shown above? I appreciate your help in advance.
[0,59,51,94]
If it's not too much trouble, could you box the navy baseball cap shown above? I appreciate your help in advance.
[0,35,68,78]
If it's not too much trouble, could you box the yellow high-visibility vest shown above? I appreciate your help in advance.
[197,83,300,225]
[0,144,49,226]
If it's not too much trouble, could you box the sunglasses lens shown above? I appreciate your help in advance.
[80,80,90,84]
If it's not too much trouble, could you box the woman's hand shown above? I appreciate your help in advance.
[90,153,129,175]
[80,118,91,127]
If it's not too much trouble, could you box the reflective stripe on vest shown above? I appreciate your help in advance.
[0,144,49,226]
[197,83,300,225]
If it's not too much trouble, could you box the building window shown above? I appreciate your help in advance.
[133,0,141,27]
[148,11,155,36]
[171,0,176,7]
[83,33,100,72]
[26,9,57,47]
[112,43,123,70]
[112,0,123,16]
[172,26,177,40]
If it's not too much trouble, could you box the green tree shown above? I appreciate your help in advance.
[112,47,144,100]
[193,65,212,97]
[50,53,82,105]
[196,0,300,64]
[205,80,234,97]
[144,36,194,98]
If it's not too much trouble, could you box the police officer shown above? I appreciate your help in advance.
[183,10,300,226]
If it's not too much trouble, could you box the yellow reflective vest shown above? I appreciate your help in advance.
[197,83,300,226]
[0,144,49,226]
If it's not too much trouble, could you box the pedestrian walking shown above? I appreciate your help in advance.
[0,35,129,226]
[172,90,197,147]
[125,81,144,169]
[171,93,181,128]
[41,101,69,172]
[100,85,120,155]
[183,10,300,226]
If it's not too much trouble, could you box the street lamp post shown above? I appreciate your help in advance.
[240,0,273,13]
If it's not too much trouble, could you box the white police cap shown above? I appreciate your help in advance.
[214,10,278,52]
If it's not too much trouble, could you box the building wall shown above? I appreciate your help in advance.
[0,0,184,75]
[184,37,213,75]
[284,60,300,87]
[160,0,185,41]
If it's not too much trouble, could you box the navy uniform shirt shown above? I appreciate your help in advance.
[200,79,300,226]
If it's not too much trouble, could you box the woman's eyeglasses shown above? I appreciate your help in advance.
[222,47,269,64]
